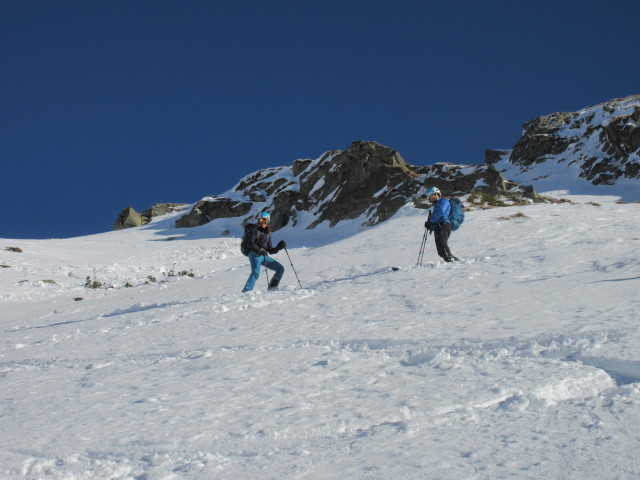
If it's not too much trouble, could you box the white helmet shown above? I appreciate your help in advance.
[425,186,441,197]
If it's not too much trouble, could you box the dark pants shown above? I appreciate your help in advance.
[434,223,455,262]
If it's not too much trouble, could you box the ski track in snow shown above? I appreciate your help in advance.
[1,196,640,479]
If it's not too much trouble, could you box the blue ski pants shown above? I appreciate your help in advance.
[243,251,284,292]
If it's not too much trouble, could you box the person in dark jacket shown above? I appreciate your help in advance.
[425,186,458,262]
[242,212,286,292]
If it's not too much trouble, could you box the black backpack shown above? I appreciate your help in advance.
[240,224,257,256]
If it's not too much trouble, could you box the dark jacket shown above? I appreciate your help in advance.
[246,224,278,254]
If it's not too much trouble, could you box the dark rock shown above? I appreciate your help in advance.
[506,95,640,184]
[174,198,252,228]
[485,149,509,165]
[521,185,537,200]
[141,203,188,223]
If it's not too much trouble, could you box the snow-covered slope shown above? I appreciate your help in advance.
[1,195,640,479]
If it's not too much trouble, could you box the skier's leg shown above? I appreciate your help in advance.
[242,252,262,292]
[435,224,455,262]
[441,224,457,261]
[265,256,285,289]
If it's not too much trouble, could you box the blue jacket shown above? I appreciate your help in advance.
[430,198,451,225]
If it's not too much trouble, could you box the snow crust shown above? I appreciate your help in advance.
[1,196,640,479]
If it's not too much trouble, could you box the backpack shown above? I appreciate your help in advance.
[448,198,465,231]
[240,224,255,256]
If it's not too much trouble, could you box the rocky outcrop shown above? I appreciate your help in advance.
[175,199,252,228]
[113,207,143,230]
[114,203,188,230]
[505,95,640,185]
[175,140,537,232]
[113,96,639,234]
[141,203,188,223]
[297,141,418,229]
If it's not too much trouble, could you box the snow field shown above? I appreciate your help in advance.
[1,196,639,479]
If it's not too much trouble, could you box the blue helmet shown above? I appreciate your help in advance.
[259,212,271,222]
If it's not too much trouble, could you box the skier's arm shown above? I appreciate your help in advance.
[430,199,451,224]
[266,236,279,254]
[269,240,286,254]
[425,210,433,229]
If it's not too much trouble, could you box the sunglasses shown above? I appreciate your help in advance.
[259,218,269,223]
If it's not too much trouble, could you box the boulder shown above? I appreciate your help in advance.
[114,203,188,230]
[113,206,143,230]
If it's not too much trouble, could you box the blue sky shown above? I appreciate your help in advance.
[2,0,638,239]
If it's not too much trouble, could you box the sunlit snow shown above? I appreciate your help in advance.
[1,194,639,479]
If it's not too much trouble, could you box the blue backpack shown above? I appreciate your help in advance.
[448,198,465,231]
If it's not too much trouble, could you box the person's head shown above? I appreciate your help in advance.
[425,186,441,202]
[258,211,271,228]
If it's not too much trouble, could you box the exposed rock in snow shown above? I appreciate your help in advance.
[491,95,640,195]
[175,140,535,231]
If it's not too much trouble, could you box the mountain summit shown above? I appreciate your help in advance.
[488,95,640,198]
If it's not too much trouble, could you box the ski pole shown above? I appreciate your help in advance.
[284,247,303,289]
[417,211,433,266]
[420,228,429,266]
[263,254,270,288]
[417,228,428,266]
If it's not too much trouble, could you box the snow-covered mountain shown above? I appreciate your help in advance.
[2,192,639,479]
[112,96,639,235]
[163,96,638,235]
[489,95,640,201]
[172,140,535,234]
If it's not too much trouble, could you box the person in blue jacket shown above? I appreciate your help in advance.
[242,212,286,292]
[425,186,458,262]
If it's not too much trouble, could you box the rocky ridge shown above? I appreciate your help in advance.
[487,95,640,185]
[174,141,536,232]
[114,95,640,233]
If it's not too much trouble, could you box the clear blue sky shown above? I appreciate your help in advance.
[2,0,638,239]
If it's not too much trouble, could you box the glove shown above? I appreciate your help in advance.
[276,240,286,251]
[257,248,267,256]
[425,221,432,230]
